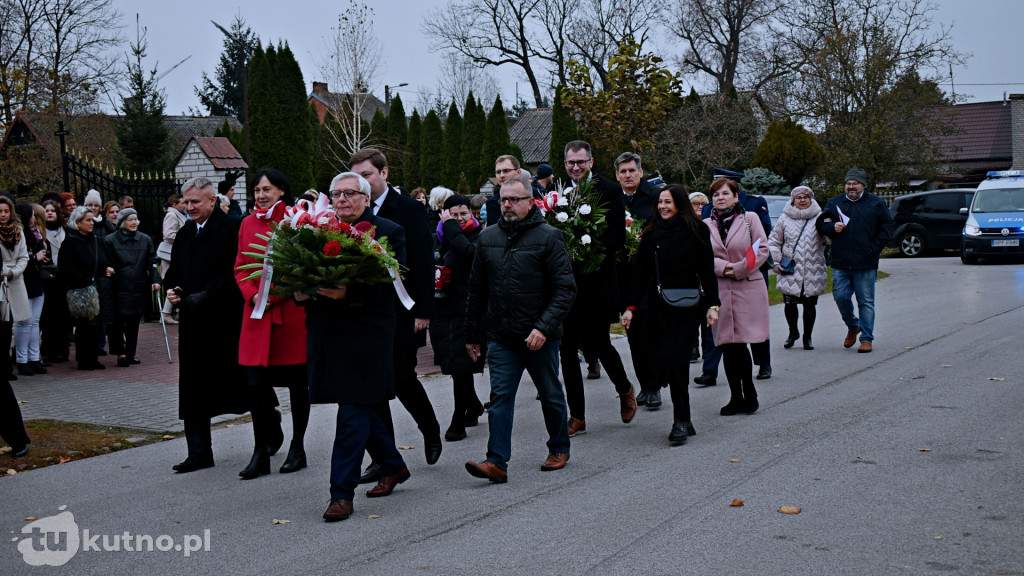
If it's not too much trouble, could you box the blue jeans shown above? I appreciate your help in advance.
[831,268,876,342]
[485,339,570,471]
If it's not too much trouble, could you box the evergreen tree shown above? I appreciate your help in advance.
[441,101,463,189]
[510,142,524,168]
[214,119,245,159]
[386,95,408,186]
[370,109,387,147]
[419,110,444,190]
[460,93,486,193]
[548,85,578,181]
[195,16,260,118]
[115,21,172,174]
[248,42,314,189]
[404,110,423,189]
[752,118,825,188]
[479,96,510,182]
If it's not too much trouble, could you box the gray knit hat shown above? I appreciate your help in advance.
[116,207,138,228]
[844,167,868,187]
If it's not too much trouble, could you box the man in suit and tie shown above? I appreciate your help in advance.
[348,148,441,483]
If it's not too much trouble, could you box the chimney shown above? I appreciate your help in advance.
[1012,94,1024,170]
[312,82,328,94]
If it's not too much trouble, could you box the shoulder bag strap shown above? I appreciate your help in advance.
[654,246,704,296]
[787,220,810,258]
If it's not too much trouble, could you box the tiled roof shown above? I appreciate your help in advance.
[308,91,389,124]
[188,137,248,170]
[935,101,1011,163]
[509,108,551,165]
[163,116,241,155]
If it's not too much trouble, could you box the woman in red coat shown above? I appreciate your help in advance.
[234,168,309,479]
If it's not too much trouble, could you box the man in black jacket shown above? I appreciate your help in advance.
[349,149,442,482]
[464,175,576,483]
[560,141,636,437]
[485,155,545,226]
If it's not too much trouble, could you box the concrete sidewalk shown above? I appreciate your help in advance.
[11,319,443,432]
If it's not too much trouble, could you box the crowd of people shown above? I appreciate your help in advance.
[0,144,895,523]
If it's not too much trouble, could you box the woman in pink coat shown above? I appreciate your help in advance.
[234,168,309,479]
[704,178,769,415]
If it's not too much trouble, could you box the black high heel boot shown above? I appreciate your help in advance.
[239,446,270,479]
[279,443,307,474]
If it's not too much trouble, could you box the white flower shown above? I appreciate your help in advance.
[557,196,569,207]
[562,186,575,196]
[317,216,332,226]
[555,211,569,223]
[580,234,592,245]
[578,204,592,216]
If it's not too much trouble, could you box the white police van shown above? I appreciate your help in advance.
[960,170,1024,264]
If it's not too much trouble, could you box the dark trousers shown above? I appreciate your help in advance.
[377,343,440,439]
[40,283,71,360]
[752,270,772,367]
[331,404,406,500]
[246,364,308,450]
[626,310,657,393]
[0,321,11,377]
[0,377,30,451]
[183,417,213,458]
[560,313,632,421]
[448,372,483,432]
[73,320,100,367]
[109,313,141,358]
[720,343,758,403]
[653,316,698,423]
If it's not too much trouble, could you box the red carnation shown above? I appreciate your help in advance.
[322,240,342,257]
[353,221,376,238]
[337,222,352,234]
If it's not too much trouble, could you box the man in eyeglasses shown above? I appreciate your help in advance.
[465,174,576,483]
[559,140,635,437]
[484,155,543,226]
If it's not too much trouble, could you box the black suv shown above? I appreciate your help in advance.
[889,188,976,257]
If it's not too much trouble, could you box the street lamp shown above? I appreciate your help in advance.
[384,83,408,107]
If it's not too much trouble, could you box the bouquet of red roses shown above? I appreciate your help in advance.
[237,196,401,297]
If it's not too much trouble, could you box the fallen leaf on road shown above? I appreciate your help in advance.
[987,377,1005,381]
[58,456,71,464]
[272,519,291,525]
[778,506,802,514]
[730,499,744,507]
[225,424,235,428]
[729,459,741,463]
[941,365,952,368]
[0,446,10,454]
[161,435,175,440]
[934,536,943,540]
[6,469,16,475]
[917,448,932,452]
[905,346,916,350]
[398,445,414,450]
[368,515,381,519]
[121,465,130,469]
[24,517,36,521]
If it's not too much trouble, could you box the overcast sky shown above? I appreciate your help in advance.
[109,0,1022,116]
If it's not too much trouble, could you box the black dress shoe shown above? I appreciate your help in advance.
[720,399,744,416]
[16,363,34,376]
[756,365,772,380]
[29,361,48,373]
[8,372,16,381]
[425,435,443,465]
[445,427,467,441]
[635,389,649,406]
[803,337,814,350]
[117,355,130,367]
[464,404,484,427]
[784,335,798,349]
[358,462,384,484]
[173,454,214,473]
[668,423,688,445]
[239,446,270,479]
[741,398,759,414]
[279,446,307,473]
[646,389,662,409]
[267,409,284,456]
[130,357,141,364]
[13,445,29,457]
[693,372,717,387]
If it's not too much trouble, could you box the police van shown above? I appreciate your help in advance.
[960,170,1024,264]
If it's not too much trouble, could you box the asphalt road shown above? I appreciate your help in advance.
[2,256,1022,575]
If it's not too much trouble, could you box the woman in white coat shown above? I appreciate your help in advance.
[768,186,828,350]
[0,196,31,381]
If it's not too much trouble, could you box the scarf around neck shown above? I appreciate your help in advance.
[710,203,744,242]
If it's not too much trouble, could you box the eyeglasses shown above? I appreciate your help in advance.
[500,196,532,205]
[330,189,364,199]
[565,159,591,167]
[495,168,517,176]
[793,195,811,202]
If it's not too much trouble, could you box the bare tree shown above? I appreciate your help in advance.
[0,0,44,129]
[422,0,547,107]
[316,0,383,163]
[437,52,501,112]
[565,0,664,90]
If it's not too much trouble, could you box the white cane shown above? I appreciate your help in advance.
[156,289,173,363]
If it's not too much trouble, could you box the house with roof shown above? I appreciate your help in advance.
[931,99,1013,185]
[174,136,249,210]
[509,108,552,168]
[307,82,389,124]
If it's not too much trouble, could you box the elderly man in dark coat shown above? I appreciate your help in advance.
[299,172,410,522]
[165,177,266,473]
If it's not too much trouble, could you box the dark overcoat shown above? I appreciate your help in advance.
[429,219,485,375]
[570,171,626,325]
[57,230,115,325]
[104,229,160,316]
[163,208,249,420]
[376,184,434,350]
[305,210,406,405]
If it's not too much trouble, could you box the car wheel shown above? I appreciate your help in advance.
[898,231,925,257]
[960,250,978,265]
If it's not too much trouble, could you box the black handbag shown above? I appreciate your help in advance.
[37,261,58,281]
[654,248,703,309]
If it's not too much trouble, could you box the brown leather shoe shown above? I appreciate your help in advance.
[567,417,587,437]
[587,363,601,379]
[619,386,637,423]
[540,452,569,471]
[858,341,872,353]
[465,460,508,483]
[843,328,861,348]
[323,498,353,521]
[365,466,410,498]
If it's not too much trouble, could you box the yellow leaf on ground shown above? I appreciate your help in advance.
[988,377,1005,381]
[368,515,381,519]
[161,435,175,440]
[905,346,916,350]
[778,506,802,514]
[917,448,932,452]
[935,536,943,540]
[941,365,952,368]
[398,445,414,450]
[7,469,17,475]
[0,446,11,454]
[58,456,71,464]
[730,499,744,507]
[24,517,36,521]
[272,519,291,525]
[729,459,741,463]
